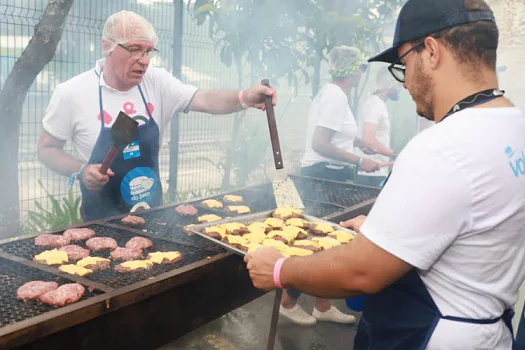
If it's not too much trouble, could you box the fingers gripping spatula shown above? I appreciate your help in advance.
[99,111,139,174]
[261,79,304,350]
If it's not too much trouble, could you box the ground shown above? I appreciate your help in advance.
[158,292,358,350]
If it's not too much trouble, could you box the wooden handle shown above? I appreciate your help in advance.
[261,79,283,170]
[99,145,118,175]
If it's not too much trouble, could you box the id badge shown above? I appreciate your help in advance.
[123,141,141,160]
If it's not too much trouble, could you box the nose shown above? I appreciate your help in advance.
[138,54,150,66]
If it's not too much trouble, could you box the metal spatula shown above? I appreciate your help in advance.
[261,79,305,210]
[99,111,138,174]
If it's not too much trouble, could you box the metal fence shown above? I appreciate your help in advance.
[0,0,315,228]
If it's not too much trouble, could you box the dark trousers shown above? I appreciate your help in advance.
[300,162,354,182]
[355,174,386,188]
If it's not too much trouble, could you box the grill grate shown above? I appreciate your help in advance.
[0,225,218,289]
[0,257,103,328]
[292,176,380,208]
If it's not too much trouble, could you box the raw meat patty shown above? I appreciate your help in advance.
[39,283,85,307]
[125,236,153,250]
[59,245,90,261]
[174,204,198,216]
[110,247,143,261]
[63,228,95,241]
[17,281,59,301]
[120,215,146,227]
[85,237,118,252]
[35,234,70,248]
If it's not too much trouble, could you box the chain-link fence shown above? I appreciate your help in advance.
[0,0,314,229]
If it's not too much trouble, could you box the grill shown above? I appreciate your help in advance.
[0,225,218,289]
[0,257,103,328]
[292,175,380,208]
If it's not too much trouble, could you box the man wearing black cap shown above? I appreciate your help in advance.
[244,0,525,349]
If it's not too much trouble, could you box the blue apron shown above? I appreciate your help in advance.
[80,71,163,221]
[352,88,515,349]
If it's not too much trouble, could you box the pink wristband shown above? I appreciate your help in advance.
[238,90,249,109]
[273,258,286,289]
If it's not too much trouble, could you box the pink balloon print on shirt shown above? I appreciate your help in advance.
[123,102,137,115]
[97,110,112,125]
[146,102,154,114]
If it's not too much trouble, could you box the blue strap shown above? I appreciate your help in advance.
[67,163,87,190]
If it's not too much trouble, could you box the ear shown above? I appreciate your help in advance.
[423,37,441,69]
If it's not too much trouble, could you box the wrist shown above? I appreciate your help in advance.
[273,257,287,289]
[238,90,249,109]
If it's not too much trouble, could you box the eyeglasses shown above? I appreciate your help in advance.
[387,41,424,83]
[118,43,159,60]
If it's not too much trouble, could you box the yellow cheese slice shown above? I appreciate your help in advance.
[198,214,222,223]
[312,236,341,249]
[77,256,110,268]
[227,205,251,214]
[311,222,335,234]
[264,218,285,229]
[34,249,68,265]
[274,206,302,218]
[201,199,223,208]
[223,235,249,245]
[293,240,321,249]
[147,251,182,264]
[247,222,270,234]
[282,225,307,239]
[285,218,309,228]
[59,264,92,277]
[203,226,226,238]
[120,260,153,270]
[285,247,314,257]
[221,223,248,232]
[328,230,356,244]
[224,195,243,203]
[262,239,289,252]
[243,232,267,244]
[267,230,295,243]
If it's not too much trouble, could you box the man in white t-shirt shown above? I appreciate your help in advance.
[244,0,525,349]
[37,11,276,221]
[355,67,399,187]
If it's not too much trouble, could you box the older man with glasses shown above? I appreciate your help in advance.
[244,0,525,349]
[37,10,276,221]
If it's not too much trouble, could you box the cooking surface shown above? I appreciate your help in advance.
[0,257,103,328]
[0,225,218,289]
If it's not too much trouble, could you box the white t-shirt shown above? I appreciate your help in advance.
[356,94,391,177]
[300,83,358,168]
[360,107,525,349]
[42,59,198,162]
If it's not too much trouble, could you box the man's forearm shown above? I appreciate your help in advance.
[279,243,367,298]
[38,147,84,177]
[190,89,245,114]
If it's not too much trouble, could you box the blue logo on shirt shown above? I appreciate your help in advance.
[507,147,525,178]
[120,167,159,205]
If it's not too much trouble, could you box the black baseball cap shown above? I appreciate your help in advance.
[368,0,495,64]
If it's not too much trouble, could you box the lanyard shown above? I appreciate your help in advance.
[381,88,505,188]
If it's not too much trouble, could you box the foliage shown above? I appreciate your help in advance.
[23,180,82,234]
[187,0,405,92]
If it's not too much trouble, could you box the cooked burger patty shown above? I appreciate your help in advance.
[35,234,70,248]
[17,281,58,301]
[125,236,153,250]
[174,204,198,216]
[110,247,143,261]
[59,245,90,261]
[63,228,95,241]
[85,237,118,252]
[120,215,146,227]
[39,283,85,307]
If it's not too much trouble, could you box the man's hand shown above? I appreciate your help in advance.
[340,215,367,233]
[242,83,277,111]
[244,247,285,291]
[80,164,114,191]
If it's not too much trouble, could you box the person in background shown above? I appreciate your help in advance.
[280,46,380,327]
[355,67,399,187]
[299,46,390,184]
[37,11,275,221]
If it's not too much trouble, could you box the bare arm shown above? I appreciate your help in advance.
[362,122,397,157]
[37,129,83,176]
[312,126,361,165]
[188,83,277,115]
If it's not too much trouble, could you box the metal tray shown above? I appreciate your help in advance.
[188,210,357,257]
